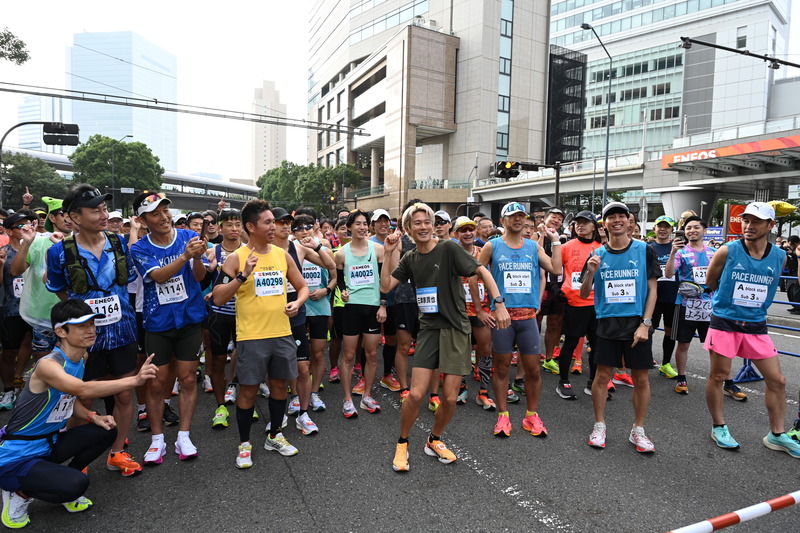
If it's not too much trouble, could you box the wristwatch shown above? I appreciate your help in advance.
[493,296,505,304]
[380,299,388,307]
[236,273,248,283]
[641,318,652,327]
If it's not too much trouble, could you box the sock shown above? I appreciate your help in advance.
[268,397,286,438]
[713,424,725,428]
[677,375,686,381]
[299,409,307,417]
[110,449,123,455]
[178,430,189,439]
[398,437,409,444]
[137,403,146,412]
[662,337,676,365]
[430,393,439,399]
[499,411,509,417]
[479,389,488,395]
[773,431,783,437]
[428,434,440,443]
[383,343,396,376]
[723,379,734,387]
[151,433,164,444]
[236,405,254,442]
[526,411,537,417]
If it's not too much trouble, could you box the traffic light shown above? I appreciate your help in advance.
[42,122,80,146]
[328,195,337,204]
[496,161,520,179]
[2,183,11,205]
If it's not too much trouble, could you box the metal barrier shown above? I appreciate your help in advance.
[667,489,800,532]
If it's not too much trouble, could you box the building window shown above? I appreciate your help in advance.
[336,120,343,142]
[621,61,648,77]
[737,26,747,49]
[500,19,513,37]
[498,95,510,112]
[620,87,647,101]
[318,131,326,150]
[337,91,344,114]
[590,115,615,129]
[650,108,662,121]
[665,105,680,119]
[592,95,603,106]
[592,68,616,83]
[496,132,509,150]
[499,57,511,75]
[652,83,671,96]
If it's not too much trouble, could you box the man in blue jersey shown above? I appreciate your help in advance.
[704,202,800,457]
[649,216,679,379]
[581,202,661,453]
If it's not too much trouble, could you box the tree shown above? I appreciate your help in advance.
[559,191,623,215]
[69,134,164,197]
[1,151,69,209]
[257,161,362,216]
[0,28,30,65]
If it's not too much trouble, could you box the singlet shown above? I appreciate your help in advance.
[489,238,540,311]
[650,241,679,303]
[302,239,331,318]
[593,239,649,319]
[711,239,785,323]
[2,245,23,318]
[0,348,83,464]
[462,245,488,317]
[209,243,241,316]
[234,244,291,341]
[560,238,601,307]
[285,241,307,327]
[342,240,380,306]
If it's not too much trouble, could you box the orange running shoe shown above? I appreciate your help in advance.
[493,413,511,437]
[107,451,143,477]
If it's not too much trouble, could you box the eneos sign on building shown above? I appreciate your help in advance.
[662,134,800,169]
[728,204,746,235]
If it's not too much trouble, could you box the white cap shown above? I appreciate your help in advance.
[108,210,123,220]
[434,210,451,223]
[370,208,390,222]
[743,202,775,221]
[53,312,105,330]
[136,193,171,217]
[501,202,527,218]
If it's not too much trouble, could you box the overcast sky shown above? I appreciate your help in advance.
[1,1,798,182]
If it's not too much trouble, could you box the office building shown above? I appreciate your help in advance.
[251,80,287,183]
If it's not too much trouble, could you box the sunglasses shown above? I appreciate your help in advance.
[140,192,166,208]
[203,219,217,224]
[457,226,475,233]
[292,224,314,232]
[434,220,449,227]
[275,219,292,226]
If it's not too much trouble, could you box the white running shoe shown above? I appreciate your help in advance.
[359,395,381,414]
[264,432,298,456]
[0,390,15,410]
[310,392,326,412]
[171,379,180,396]
[629,426,655,453]
[236,442,253,469]
[342,399,358,418]
[588,422,606,449]
[143,440,166,465]
[296,412,319,435]
[224,384,237,404]
[265,414,288,432]
[287,395,301,416]
[259,383,270,398]
[203,375,213,393]
[2,490,33,528]
[175,434,199,460]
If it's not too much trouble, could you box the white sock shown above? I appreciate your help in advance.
[178,430,190,439]
[137,403,146,412]
[151,433,164,444]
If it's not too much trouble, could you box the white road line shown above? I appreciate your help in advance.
[685,372,799,406]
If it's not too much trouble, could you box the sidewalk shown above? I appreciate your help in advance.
[768,295,800,330]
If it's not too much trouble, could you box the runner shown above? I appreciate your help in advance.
[538,208,566,378]
[381,203,509,471]
[369,209,401,392]
[476,202,562,438]
[0,300,158,530]
[212,199,308,468]
[649,216,679,380]
[581,201,661,453]
[46,185,142,476]
[703,202,800,456]
[130,191,210,465]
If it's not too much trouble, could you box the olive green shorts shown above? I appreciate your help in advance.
[413,327,471,376]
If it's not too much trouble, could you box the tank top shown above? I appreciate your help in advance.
[593,240,648,319]
[463,245,488,316]
[234,244,291,340]
[560,238,601,307]
[302,239,331,317]
[343,240,380,306]
[490,238,540,310]
[209,243,240,316]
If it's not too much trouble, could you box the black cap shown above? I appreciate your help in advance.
[66,187,112,212]
[3,211,36,230]
[574,210,598,224]
[271,207,294,221]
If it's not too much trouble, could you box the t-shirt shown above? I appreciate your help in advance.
[673,244,715,306]
[649,241,679,304]
[19,237,61,330]
[560,238,601,307]
[46,234,138,351]
[392,239,478,334]
[130,229,208,332]
[462,244,489,317]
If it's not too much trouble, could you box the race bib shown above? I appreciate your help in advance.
[684,297,711,322]
[732,282,767,308]
[605,279,636,303]
[658,264,675,282]
[692,266,708,285]
[46,394,76,424]
[504,271,531,293]
[349,264,375,287]
[157,276,188,305]
[86,295,122,326]
[463,282,485,304]
[303,264,323,288]
[571,272,582,290]
[12,278,24,298]
[253,270,284,297]
[416,287,439,313]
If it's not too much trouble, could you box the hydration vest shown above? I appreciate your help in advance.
[62,232,129,295]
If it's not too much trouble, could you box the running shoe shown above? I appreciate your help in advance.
[393,442,410,472]
[203,375,213,393]
[199,353,206,364]
[470,350,476,365]
[296,412,320,435]
[2,490,32,529]
[659,363,678,379]
[353,363,363,377]
[493,413,512,437]
[400,389,410,404]
[0,390,15,410]
[106,450,142,477]
[259,383,270,398]
[408,342,415,355]
[787,419,800,442]
[329,366,340,383]
[711,425,740,449]
[264,432,298,456]
[570,359,582,375]
[612,372,634,388]
[252,409,259,421]
[137,410,150,432]
[172,379,179,396]
[143,440,166,465]
[607,381,616,393]
[511,351,518,365]
[287,395,301,416]
[507,389,520,403]
[380,374,401,391]
[456,388,468,405]
[511,378,526,395]
[265,414,288,432]
[629,426,655,453]
[343,399,359,418]
[63,496,93,513]
[674,380,689,395]
[310,392,326,412]
[588,422,606,448]
[428,395,441,412]
[723,383,748,401]
[556,380,577,400]
[163,404,180,426]
[542,359,559,374]
[425,439,457,464]
[763,433,800,458]
[236,442,253,469]
[522,412,548,437]
[175,434,199,460]
[360,395,381,414]
[352,377,366,396]
[475,393,496,411]
[212,404,229,429]
[224,384,238,405]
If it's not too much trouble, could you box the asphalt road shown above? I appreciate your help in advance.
[6,311,800,533]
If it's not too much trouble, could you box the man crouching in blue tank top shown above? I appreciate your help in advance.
[580,202,661,453]
[0,300,157,529]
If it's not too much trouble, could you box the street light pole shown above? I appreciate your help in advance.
[110,134,132,211]
[581,23,613,208]
[582,146,597,212]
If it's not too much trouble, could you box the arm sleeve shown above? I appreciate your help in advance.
[337,268,346,290]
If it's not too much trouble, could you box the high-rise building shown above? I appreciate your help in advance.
[68,31,178,171]
[307,0,551,217]
[17,96,70,153]
[251,80,287,183]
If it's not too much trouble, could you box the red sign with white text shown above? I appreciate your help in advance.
[728,204,746,235]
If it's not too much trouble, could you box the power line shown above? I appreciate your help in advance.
[73,42,178,79]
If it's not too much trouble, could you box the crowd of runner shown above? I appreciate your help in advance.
[0,184,798,528]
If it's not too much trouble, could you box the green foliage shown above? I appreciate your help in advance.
[1,151,69,208]
[257,161,362,215]
[69,134,164,195]
[0,28,30,65]
[559,191,623,215]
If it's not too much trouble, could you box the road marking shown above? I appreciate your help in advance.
[686,372,798,406]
